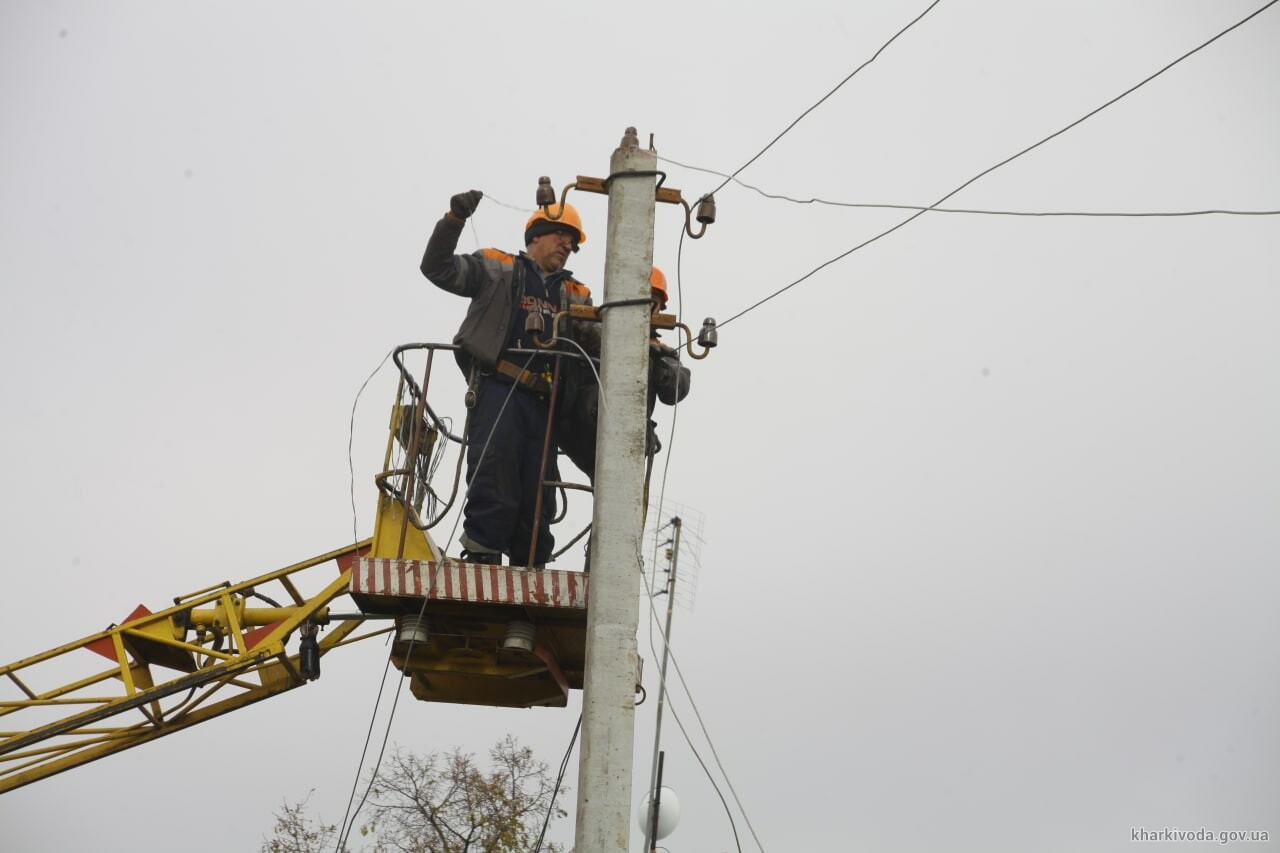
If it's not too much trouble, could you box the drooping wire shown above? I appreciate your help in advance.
[334,501,459,849]
[532,713,582,853]
[333,607,428,852]
[664,700,744,853]
[335,345,560,850]
[630,8,1280,835]
[335,347,535,850]
[707,0,945,199]
[638,553,747,853]
[337,346,408,851]
[332,653,397,851]
[663,625,767,852]
[349,348,395,543]
[637,536,745,853]
[641,232,767,849]
[336,480,444,851]
[664,155,1280,218]
[337,372,533,847]
[634,238,757,851]
[335,346,417,849]
[718,0,1280,330]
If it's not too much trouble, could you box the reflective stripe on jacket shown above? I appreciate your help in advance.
[420,213,595,376]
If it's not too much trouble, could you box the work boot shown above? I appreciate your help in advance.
[461,550,502,565]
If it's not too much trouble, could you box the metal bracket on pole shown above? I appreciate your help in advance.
[545,166,713,239]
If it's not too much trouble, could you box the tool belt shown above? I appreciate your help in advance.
[491,359,553,396]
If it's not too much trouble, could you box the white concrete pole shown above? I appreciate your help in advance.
[573,127,656,853]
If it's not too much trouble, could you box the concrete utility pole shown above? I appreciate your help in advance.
[574,127,657,853]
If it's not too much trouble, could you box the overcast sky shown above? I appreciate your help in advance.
[2,2,1278,851]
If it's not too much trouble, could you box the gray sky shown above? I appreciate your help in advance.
[2,2,1277,851]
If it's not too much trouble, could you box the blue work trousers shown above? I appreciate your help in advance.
[463,376,558,565]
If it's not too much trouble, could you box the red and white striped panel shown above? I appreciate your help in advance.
[351,558,588,609]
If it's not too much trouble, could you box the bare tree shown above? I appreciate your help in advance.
[363,735,566,853]
[262,737,567,853]
[261,792,346,853]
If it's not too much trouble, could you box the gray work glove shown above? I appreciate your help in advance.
[450,190,483,220]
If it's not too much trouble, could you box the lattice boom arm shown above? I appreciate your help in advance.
[0,540,377,794]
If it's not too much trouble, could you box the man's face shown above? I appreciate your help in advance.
[527,228,577,274]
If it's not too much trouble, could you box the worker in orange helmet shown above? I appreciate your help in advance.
[420,190,599,568]
[557,266,691,485]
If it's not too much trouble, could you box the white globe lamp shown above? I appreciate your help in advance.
[636,786,681,841]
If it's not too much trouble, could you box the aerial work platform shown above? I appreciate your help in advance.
[350,557,590,708]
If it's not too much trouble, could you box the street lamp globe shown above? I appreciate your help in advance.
[636,786,681,840]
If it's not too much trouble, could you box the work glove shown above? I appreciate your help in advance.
[450,190,483,220]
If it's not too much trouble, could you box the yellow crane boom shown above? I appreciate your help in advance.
[0,541,381,793]
[0,342,603,794]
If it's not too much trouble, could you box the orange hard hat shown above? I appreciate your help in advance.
[525,202,587,248]
[649,266,668,309]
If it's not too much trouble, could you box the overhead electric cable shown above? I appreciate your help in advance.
[663,155,1280,218]
[336,350,535,850]
[533,714,581,853]
[639,562,747,853]
[663,637,767,852]
[639,555,767,852]
[335,348,411,852]
[665,697,745,853]
[348,349,394,542]
[333,656,397,851]
[719,0,1280,330]
[334,557,450,852]
[707,0,944,198]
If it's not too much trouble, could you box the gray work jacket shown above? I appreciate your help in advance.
[419,213,596,375]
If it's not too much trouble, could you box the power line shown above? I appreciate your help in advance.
[332,656,397,852]
[348,349,394,543]
[640,555,747,853]
[718,0,1280,330]
[533,714,581,853]
[334,352,550,850]
[664,697,745,853]
[707,0,944,199]
[663,155,1280,218]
